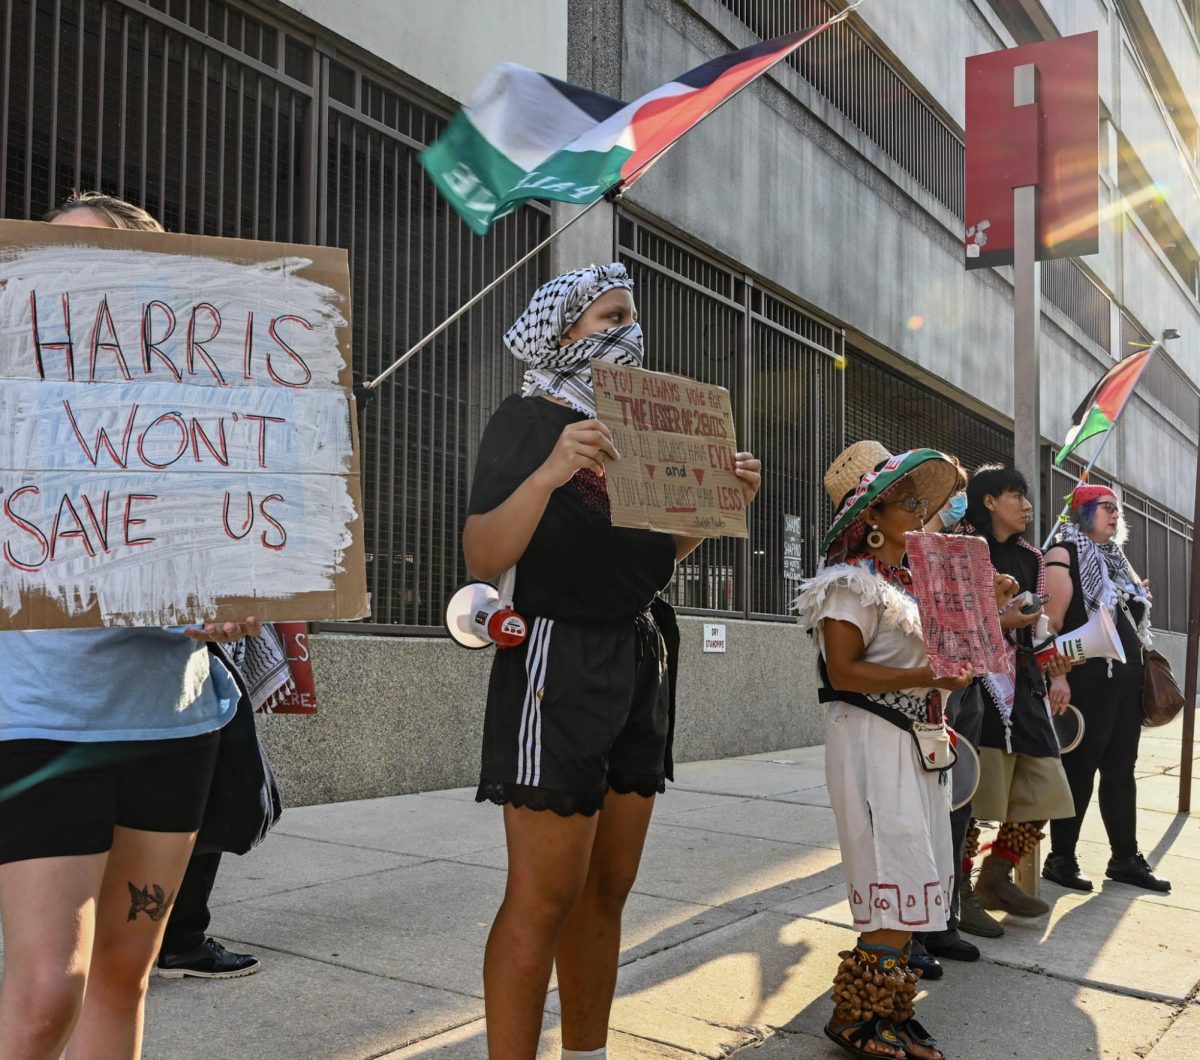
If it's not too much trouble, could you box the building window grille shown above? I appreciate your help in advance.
[1,0,550,633]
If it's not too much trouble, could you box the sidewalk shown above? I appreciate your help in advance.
[142,719,1200,1059]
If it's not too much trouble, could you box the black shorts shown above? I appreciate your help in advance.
[477,610,672,816]
[0,731,220,866]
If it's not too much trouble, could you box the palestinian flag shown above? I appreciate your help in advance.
[420,16,853,234]
[1055,347,1154,465]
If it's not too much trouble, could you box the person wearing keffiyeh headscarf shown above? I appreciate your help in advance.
[503,262,644,416]
[1042,485,1170,894]
[464,264,761,1059]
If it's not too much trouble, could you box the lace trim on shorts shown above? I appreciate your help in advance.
[475,781,605,817]
[607,770,666,798]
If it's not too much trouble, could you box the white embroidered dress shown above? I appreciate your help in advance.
[796,563,953,933]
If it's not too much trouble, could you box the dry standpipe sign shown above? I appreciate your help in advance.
[0,219,369,630]
[591,360,748,539]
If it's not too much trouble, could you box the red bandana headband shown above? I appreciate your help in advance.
[1070,484,1117,510]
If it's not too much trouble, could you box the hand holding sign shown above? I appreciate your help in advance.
[905,532,1008,679]
[590,361,749,538]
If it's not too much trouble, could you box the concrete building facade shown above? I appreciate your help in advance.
[2,0,1196,804]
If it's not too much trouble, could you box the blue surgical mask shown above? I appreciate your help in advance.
[940,492,968,528]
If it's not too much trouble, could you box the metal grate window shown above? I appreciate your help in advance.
[1,0,550,632]
[1122,312,1200,436]
[618,210,845,615]
[1041,259,1111,351]
[713,0,1116,365]
[844,346,1013,472]
[717,0,963,217]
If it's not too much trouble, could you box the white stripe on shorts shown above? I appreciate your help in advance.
[517,618,553,785]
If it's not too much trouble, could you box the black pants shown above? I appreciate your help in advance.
[1049,674,1143,860]
[162,850,221,955]
[916,686,983,942]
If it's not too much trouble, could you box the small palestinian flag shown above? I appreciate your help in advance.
[1055,347,1154,465]
[420,18,850,234]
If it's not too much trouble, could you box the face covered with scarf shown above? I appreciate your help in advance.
[503,263,643,416]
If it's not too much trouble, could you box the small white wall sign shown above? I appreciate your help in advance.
[703,623,727,653]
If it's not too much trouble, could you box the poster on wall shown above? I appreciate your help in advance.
[591,361,748,539]
[0,219,369,630]
[783,513,804,582]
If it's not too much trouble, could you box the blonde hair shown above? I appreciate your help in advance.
[43,191,164,232]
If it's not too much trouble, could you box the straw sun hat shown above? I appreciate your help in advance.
[821,440,960,561]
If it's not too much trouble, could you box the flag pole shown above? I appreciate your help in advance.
[366,195,612,389]
[365,0,868,391]
[1180,419,1200,813]
[1039,329,1175,550]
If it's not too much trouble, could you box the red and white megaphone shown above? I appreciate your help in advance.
[444,567,528,650]
[1033,608,1126,667]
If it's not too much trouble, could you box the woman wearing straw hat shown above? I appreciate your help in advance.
[796,441,996,1060]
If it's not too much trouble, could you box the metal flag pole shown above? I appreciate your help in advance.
[365,0,870,391]
[1181,421,1200,813]
[1038,330,1176,551]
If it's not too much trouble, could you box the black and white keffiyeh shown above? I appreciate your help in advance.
[503,263,642,415]
[223,623,296,713]
[1055,522,1153,648]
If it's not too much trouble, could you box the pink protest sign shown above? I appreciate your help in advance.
[905,533,1008,678]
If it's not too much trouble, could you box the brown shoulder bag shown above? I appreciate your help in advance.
[1142,648,1186,727]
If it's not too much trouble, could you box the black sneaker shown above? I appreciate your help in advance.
[1043,852,1092,892]
[1106,852,1171,893]
[157,938,261,979]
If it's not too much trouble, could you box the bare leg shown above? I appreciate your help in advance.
[484,805,599,1060]
[67,826,196,1060]
[0,853,106,1059]
[557,790,655,1050]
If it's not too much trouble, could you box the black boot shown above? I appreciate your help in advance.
[1043,851,1093,892]
[1106,852,1171,893]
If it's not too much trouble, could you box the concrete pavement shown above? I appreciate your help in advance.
[128,717,1199,1057]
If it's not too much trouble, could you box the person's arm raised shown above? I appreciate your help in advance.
[463,419,620,581]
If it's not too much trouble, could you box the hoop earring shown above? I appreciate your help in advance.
[866,526,885,550]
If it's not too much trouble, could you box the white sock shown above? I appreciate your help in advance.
[562,1049,607,1060]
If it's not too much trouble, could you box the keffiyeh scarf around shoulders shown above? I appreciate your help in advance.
[1055,522,1152,648]
[503,263,643,416]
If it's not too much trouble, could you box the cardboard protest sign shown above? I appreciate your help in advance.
[904,532,1008,678]
[591,361,747,539]
[0,219,368,629]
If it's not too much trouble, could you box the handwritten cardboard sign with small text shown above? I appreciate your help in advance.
[905,532,1008,678]
[591,361,747,539]
[0,219,368,630]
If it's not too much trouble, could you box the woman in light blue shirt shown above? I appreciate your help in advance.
[0,194,261,1060]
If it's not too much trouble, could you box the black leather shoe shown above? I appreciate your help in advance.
[924,934,981,962]
[1043,852,1093,892]
[1106,852,1171,893]
[906,951,944,980]
[157,938,261,979]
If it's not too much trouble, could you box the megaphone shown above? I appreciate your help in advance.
[444,567,528,650]
[948,729,980,812]
[1033,608,1126,667]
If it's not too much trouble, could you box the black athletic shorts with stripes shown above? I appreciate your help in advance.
[476,608,672,817]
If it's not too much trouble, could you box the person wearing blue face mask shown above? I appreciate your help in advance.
[464,264,762,1059]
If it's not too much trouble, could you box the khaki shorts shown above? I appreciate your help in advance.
[972,749,1075,823]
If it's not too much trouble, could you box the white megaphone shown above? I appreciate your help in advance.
[444,566,528,650]
[1034,608,1126,667]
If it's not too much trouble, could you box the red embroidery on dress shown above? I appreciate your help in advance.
[571,469,611,519]
[850,880,948,927]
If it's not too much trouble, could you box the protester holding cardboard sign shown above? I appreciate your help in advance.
[960,466,1075,924]
[463,263,759,1059]
[796,440,998,1060]
[0,196,263,1060]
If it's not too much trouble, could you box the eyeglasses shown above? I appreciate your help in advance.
[885,496,929,514]
[1098,501,1121,516]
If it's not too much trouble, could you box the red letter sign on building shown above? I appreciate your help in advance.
[964,32,1100,268]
